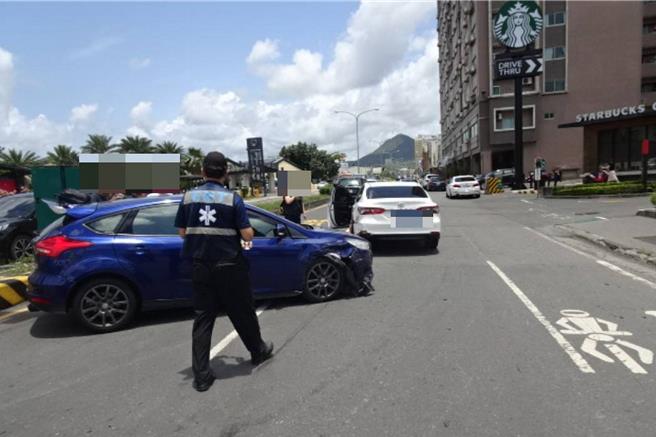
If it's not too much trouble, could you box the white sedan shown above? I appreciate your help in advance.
[446,175,481,199]
[350,182,441,249]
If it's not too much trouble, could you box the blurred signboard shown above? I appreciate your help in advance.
[247,137,264,184]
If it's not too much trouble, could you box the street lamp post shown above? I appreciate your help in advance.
[334,108,379,174]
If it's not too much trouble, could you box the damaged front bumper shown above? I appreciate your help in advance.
[322,247,374,297]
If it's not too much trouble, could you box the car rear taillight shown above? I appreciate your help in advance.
[453,184,461,188]
[358,207,385,215]
[417,205,439,214]
[35,236,93,258]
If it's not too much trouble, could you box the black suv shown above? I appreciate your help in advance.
[0,193,37,261]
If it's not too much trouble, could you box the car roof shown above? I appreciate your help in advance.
[364,181,421,187]
[453,175,475,178]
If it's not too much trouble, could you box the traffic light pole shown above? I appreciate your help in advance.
[513,76,525,190]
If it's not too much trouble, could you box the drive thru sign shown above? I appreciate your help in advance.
[494,55,543,80]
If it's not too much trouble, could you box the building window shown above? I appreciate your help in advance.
[642,50,656,64]
[545,80,566,92]
[546,11,565,27]
[642,78,656,92]
[544,47,566,60]
[493,106,535,132]
[544,112,555,120]
[643,21,656,34]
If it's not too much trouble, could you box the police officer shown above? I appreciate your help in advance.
[175,152,273,392]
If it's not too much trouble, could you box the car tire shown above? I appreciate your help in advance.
[303,259,343,303]
[425,235,439,251]
[9,234,33,261]
[475,194,481,198]
[72,277,138,333]
[446,190,450,199]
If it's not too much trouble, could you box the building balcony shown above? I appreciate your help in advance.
[642,62,656,77]
[643,31,656,49]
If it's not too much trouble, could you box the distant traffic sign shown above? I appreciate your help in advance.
[494,55,543,80]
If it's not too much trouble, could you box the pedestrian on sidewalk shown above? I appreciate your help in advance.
[553,168,562,188]
[280,195,305,224]
[607,163,620,183]
[175,151,273,393]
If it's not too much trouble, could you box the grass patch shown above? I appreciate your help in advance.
[652,192,656,206]
[553,181,656,196]
[0,257,34,278]
[253,194,330,214]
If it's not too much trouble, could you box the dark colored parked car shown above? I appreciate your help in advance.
[0,193,37,261]
[328,176,366,228]
[27,196,374,332]
[426,177,446,192]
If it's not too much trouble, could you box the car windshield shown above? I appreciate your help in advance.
[0,195,34,219]
[429,177,441,181]
[366,186,427,198]
[454,177,476,182]
[337,178,363,187]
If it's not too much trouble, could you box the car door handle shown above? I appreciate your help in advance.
[129,245,148,255]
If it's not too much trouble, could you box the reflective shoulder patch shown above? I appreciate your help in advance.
[184,190,234,206]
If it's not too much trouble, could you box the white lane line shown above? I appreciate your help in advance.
[595,216,608,221]
[524,227,656,290]
[645,311,656,318]
[486,260,595,373]
[209,304,269,359]
[520,199,533,204]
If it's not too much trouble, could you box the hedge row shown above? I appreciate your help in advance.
[553,181,656,196]
[652,192,656,206]
[253,194,330,214]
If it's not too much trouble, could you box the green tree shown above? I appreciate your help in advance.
[0,148,42,167]
[81,134,116,154]
[118,136,153,153]
[155,141,185,154]
[279,142,340,181]
[182,147,204,175]
[47,145,79,166]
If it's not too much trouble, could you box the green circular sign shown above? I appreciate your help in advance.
[493,1,543,49]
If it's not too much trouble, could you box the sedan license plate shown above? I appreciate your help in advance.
[390,210,432,229]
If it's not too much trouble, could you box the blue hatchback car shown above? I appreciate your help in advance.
[27,196,374,332]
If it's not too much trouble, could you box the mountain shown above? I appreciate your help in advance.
[350,134,415,167]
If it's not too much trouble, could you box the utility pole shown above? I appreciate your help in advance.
[334,108,379,173]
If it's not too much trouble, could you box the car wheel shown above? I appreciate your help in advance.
[72,277,138,333]
[446,190,450,199]
[9,234,34,260]
[425,235,439,251]
[475,194,481,198]
[303,259,342,303]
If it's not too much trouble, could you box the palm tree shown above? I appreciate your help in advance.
[182,147,204,175]
[47,145,79,166]
[155,141,184,154]
[0,148,42,167]
[81,134,116,154]
[118,136,153,153]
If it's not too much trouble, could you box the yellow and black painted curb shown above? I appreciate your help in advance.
[512,189,537,194]
[0,276,29,310]
[485,177,504,194]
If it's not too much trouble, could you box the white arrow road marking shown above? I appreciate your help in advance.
[486,260,596,373]
[645,311,656,318]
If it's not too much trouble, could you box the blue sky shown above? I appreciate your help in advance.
[0,1,438,160]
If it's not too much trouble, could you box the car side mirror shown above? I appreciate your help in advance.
[274,224,287,238]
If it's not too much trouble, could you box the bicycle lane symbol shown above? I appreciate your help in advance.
[557,309,654,374]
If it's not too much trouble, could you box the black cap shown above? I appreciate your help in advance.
[203,151,227,171]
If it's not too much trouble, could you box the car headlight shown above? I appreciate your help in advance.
[0,223,9,232]
[346,237,370,251]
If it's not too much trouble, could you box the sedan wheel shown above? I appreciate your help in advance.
[9,234,33,260]
[303,260,342,303]
[73,278,137,333]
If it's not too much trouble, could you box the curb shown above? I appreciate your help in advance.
[545,193,652,199]
[511,189,537,194]
[557,224,656,267]
[637,208,656,219]
[0,276,29,310]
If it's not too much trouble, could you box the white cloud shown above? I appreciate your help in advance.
[129,57,151,70]
[246,39,280,65]
[69,37,123,60]
[130,101,152,123]
[70,103,98,123]
[248,1,434,97]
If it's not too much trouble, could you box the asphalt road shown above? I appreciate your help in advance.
[2,192,656,436]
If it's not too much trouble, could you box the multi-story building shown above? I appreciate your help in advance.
[438,0,656,179]
[415,134,441,172]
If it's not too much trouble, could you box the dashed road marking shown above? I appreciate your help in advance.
[486,260,595,373]
[595,216,608,221]
[520,199,533,204]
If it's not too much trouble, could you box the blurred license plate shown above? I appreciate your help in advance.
[390,210,432,229]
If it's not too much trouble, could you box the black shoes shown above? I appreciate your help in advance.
[251,341,274,366]
[192,374,215,392]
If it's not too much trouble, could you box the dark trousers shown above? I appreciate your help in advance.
[191,257,264,383]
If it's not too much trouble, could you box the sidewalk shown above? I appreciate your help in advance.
[558,215,656,266]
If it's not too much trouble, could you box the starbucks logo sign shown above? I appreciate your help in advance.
[493,1,543,49]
